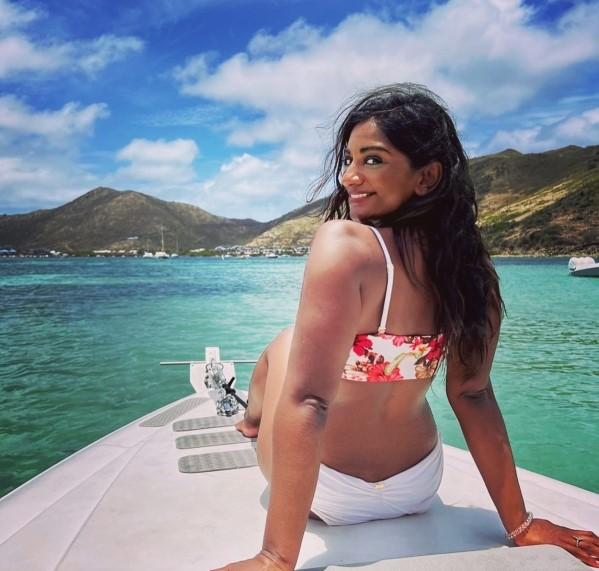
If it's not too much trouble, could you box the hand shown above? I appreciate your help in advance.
[514,518,599,567]
[211,551,291,571]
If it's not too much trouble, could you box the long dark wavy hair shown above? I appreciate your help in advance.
[310,83,504,368]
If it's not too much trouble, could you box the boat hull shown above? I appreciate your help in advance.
[0,393,596,570]
[570,264,599,277]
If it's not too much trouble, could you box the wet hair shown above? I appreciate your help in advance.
[310,83,504,369]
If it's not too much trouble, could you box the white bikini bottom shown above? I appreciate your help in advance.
[311,436,443,526]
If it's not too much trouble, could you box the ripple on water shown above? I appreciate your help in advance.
[0,257,597,497]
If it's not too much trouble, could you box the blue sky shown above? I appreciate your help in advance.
[1,0,598,220]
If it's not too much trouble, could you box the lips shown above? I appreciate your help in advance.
[349,192,375,200]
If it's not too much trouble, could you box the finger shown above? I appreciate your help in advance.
[574,536,599,553]
[572,530,599,540]
[578,554,599,568]
[584,542,599,556]
[562,543,599,568]
[568,534,597,550]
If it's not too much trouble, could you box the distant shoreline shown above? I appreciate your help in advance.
[0,252,593,260]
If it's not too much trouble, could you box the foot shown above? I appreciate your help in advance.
[235,416,260,438]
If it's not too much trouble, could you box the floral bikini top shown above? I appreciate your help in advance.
[341,227,445,383]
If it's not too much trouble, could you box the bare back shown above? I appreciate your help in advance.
[321,225,440,481]
[256,223,441,483]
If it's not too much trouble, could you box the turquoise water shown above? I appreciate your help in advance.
[0,256,597,498]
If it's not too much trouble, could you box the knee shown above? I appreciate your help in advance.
[280,325,294,342]
[270,325,294,350]
[265,325,294,363]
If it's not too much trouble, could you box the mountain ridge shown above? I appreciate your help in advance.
[1,144,598,255]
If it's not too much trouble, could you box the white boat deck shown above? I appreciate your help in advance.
[0,393,596,570]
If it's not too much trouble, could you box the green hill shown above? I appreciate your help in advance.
[253,145,599,255]
[1,144,597,255]
[246,201,323,248]
[479,167,599,254]
[0,187,271,253]
[471,145,599,254]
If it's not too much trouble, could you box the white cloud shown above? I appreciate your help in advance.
[0,95,109,211]
[5,33,143,79]
[76,35,144,76]
[483,107,599,153]
[0,0,143,80]
[0,33,143,79]
[173,53,212,93]
[0,96,109,143]
[0,0,40,30]
[197,152,316,220]
[0,35,69,77]
[484,127,543,153]
[175,2,599,119]
[0,154,100,211]
[226,114,313,147]
[217,153,278,196]
[170,0,599,219]
[3,0,598,220]
[116,138,199,184]
[554,107,599,140]
[248,19,323,57]
[0,156,56,188]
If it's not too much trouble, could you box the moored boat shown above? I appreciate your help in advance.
[154,226,170,259]
[568,256,599,277]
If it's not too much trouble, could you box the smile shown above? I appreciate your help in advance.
[349,192,374,200]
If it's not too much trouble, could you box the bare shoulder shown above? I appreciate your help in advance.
[310,220,375,268]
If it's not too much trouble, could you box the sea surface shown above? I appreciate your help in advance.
[0,256,597,498]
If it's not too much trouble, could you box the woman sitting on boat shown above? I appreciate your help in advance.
[216,84,599,570]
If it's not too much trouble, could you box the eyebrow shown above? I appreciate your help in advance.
[344,145,392,155]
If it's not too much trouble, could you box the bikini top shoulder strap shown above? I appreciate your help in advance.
[368,226,394,334]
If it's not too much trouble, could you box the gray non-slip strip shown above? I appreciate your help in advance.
[172,414,243,431]
[176,430,251,449]
[178,448,258,473]
[139,397,207,427]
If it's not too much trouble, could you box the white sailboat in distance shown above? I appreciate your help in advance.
[155,226,169,259]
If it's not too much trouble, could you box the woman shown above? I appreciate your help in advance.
[215,84,599,570]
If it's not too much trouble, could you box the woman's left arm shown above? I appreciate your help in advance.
[446,308,599,567]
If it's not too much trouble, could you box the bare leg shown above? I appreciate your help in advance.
[234,326,294,481]
[237,326,322,519]
[235,326,293,442]
[234,349,269,438]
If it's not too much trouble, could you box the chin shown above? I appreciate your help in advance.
[349,208,383,224]
[349,207,370,222]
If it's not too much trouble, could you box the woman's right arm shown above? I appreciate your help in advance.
[214,221,369,570]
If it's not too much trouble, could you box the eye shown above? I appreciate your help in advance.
[365,155,382,166]
[342,155,352,167]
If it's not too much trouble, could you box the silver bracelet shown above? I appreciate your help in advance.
[506,511,533,540]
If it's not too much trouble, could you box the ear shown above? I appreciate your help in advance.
[414,161,442,196]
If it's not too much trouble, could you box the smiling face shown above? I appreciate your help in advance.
[340,119,422,222]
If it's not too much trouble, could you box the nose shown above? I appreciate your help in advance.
[340,163,363,188]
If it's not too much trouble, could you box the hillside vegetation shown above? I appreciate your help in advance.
[472,145,599,254]
[0,187,270,253]
[257,144,599,255]
[1,145,597,255]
